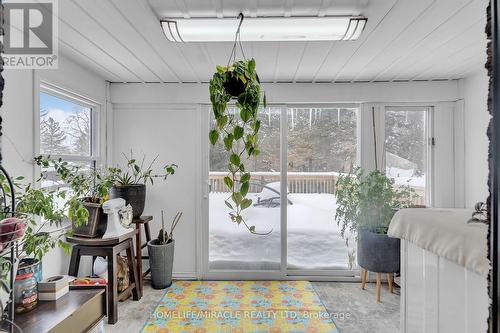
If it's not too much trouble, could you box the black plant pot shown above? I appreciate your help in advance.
[109,184,146,219]
[357,229,400,273]
[224,75,246,97]
[72,200,107,238]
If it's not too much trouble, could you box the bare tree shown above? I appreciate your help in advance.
[65,107,90,155]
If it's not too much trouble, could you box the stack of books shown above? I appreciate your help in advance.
[38,275,69,301]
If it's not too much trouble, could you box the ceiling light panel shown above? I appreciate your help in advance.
[161,17,367,42]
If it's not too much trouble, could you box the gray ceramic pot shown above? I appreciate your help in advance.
[109,184,146,219]
[147,239,174,289]
[357,229,400,273]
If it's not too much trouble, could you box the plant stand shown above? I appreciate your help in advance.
[361,268,394,302]
[66,231,141,324]
[132,216,152,294]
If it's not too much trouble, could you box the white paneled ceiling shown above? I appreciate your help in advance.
[56,0,488,83]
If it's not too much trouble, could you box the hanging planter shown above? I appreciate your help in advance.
[209,14,268,234]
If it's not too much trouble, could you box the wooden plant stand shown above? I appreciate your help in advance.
[67,231,141,324]
[132,216,153,294]
[361,268,394,303]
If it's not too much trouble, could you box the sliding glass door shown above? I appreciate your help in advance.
[205,104,431,278]
[286,106,359,273]
[208,107,282,272]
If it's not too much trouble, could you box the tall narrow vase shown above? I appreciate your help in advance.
[147,239,175,289]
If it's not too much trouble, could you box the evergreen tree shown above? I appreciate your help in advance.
[40,115,68,154]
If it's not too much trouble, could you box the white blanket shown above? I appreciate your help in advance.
[388,208,489,277]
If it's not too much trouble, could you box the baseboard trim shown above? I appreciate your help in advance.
[172,272,198,280]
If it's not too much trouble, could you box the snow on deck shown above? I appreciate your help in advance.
[209,192,355,270]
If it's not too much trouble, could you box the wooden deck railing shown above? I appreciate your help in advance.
[209,171,425,205]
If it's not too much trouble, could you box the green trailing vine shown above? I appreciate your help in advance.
[209,58,268,234]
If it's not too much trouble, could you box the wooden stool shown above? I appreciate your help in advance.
[132,216,153,294]
[67,231,142,324]
[361,268,394,303]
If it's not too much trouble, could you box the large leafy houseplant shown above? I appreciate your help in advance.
[107,151,177,218]
[335,168,418,274]
[35,157,111,212]
[35,156,113,237]
[335,168,416,237]
[209,58,267,234]
[0,169,89,287]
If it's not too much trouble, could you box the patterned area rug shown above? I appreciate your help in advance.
[141,281,340,333]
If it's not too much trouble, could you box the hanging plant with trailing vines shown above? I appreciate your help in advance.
[209,14,268,234]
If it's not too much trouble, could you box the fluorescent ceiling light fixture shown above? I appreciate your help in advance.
[161,16,367,42]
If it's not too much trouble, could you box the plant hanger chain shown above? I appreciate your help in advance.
[227,13,247,67]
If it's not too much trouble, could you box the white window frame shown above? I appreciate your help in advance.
[37,81,102,162]
[381,105,435,207]
[35,81,104,189]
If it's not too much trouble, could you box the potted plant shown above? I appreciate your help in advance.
[35,157,112,238]
[147,210,182,289]
[108,152,177,219]
[0,171,88,312]
[335,168,417,274]
[209,58,267,234]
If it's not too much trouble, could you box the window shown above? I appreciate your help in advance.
[38,85,100,188]
[287,106,358,173]
[40,91,93,157]
[384,107,431,205]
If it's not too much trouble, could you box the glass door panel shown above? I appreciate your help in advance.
[209,107,282,271]
[384,107,429,206]
[286,106,359,271]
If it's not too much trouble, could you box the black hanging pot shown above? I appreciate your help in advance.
[223,72,261,98]
[109,184,146,219]
[224,74,246,97]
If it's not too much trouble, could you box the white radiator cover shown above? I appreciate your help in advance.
[400,240,489,333]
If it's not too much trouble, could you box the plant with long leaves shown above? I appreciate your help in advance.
[108,151,177,186]
[209,58,267,234]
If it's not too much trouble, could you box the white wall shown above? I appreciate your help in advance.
[2,56,107,278]
[459,71,490,208]
[111,104,201,278]
[110,80,461,278]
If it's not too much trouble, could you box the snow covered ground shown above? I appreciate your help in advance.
[209,192,355,271]
[386,166,425,188]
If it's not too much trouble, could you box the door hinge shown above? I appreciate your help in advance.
[431,137,436,146]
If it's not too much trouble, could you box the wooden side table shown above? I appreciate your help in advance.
[67,231,141,324]
[132,216,153,294]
